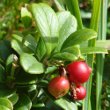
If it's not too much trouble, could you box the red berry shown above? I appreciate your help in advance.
[71,85,86,100]
[48,76,70,99]
[66,61,92,84]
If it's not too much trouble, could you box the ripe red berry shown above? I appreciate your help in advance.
[66,61,92,84]
[71,85,86,100]
[48,76,70,99]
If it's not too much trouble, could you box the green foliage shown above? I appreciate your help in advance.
[0,1,109,110]
[0,98,13,110]
[20,53,44,74]
[56,11,77,51]
[31,3,59,55]
[14,94,32,110]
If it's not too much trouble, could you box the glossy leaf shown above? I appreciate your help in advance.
[11,39,24,55]
[0,40,12,61]
[32,103,47,110]
[35,37,47,61]
[52,52,78,61]
[20,53,44,74]
[8,93,19,105]
[6,54,15,74]
[61,45,80,56]
[31,3,59,55]
[14,94,32,110]
[11,34,35,55]
[56,11,77,51]
[0,98,13,110]
[24,34,37,52]
[45,66,58,74]
[0,105,10,110]
[61,29,97,50]
[55,98,77,110]
[0,85,16,98]
[53,45,80,61]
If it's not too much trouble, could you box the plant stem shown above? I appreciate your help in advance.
[83,0,101,110]
[64,0,83,29]
[96,0,108,110]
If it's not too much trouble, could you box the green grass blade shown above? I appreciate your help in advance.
[83,0,101,110]
[96,0,108,110]
[64,0,83,29]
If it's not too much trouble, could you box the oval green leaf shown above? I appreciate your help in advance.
[0,98,13,110]
[14,94,32,110]
[31,3,59,55]
[8,93,19,105]
[11,34,34,55]
[0,105,10,110]
[61,29,97,50]
[56,11,77,51]
[55,98,77,110]
[20,53,44,74]
[0,85,16,98]
[52,52,78,61]
[35,37,47,61]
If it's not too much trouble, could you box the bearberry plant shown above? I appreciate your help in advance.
[0,0,109,110]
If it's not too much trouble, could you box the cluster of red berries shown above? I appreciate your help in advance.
[48,61,92,100]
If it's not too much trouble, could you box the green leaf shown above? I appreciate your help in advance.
[52,52,78,61]
[35,37,47,61]
[61,29,97,50]
[0,98,13,110]
[32,103,47,110]
[31,3,59,55]
[0,105,10,110]
[56,11,77,51]
[20,53,44,74]
[55,98,77,110]
[45,66,58,74]
[52,45,80,61]
[21,7,32,28]
[81,47,108,54]
[11,34,35,55]
[14,94,32,110]
[24,34,37,52]
[6,54,15,74]
[0,40,12,61]
[8,93,19,105]
[61,45,80,56]
[0,85,16,98]
[11,39,24,55]
[15,70,37,85]
[44,88,77,110]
